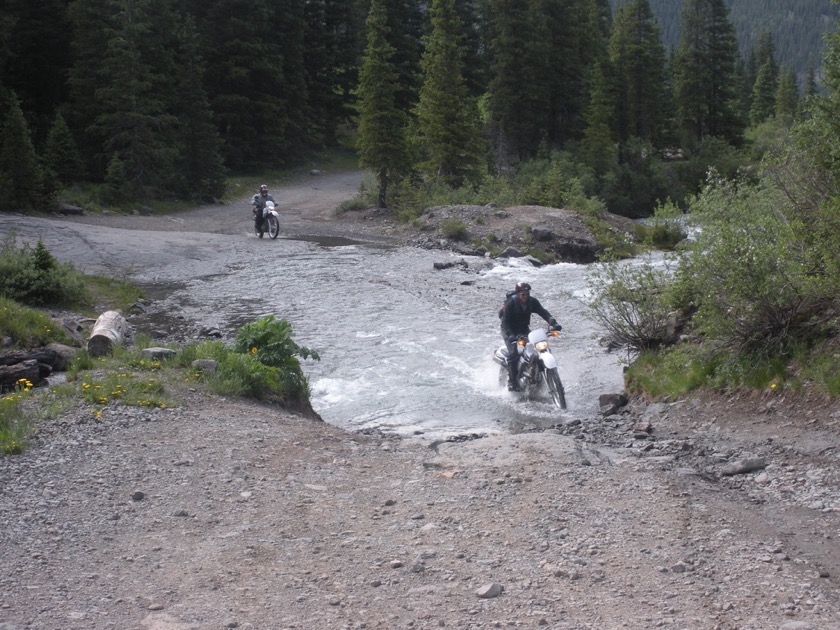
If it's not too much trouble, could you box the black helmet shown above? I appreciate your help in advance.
[259,184,268,192]
[515,282,531,294]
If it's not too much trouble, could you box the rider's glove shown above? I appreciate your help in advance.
[549,318,562,331]
[507,335,517,344]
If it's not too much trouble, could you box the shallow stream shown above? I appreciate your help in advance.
[151,235,627,439]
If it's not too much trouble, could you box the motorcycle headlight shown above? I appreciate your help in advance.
[534,341,549,351]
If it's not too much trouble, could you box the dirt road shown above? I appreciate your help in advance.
[0,169,388,282]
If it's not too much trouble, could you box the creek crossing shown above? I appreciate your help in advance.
[149,234,627,439]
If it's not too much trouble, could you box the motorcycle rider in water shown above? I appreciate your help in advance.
[500,282,561,391]
[252,184,275,237]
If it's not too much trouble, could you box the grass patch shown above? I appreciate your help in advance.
[625,339,840,400]
[624,347,715,399]
[83,275,144,313]
[0,296,72,347]
[77,371,170,409]
[0,379,35,454]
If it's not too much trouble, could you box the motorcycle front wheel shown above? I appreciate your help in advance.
[266,214,280,239]
[544,367,567,410]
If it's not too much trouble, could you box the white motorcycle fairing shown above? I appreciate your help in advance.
[528,329,558,370]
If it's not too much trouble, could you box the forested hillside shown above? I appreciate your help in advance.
[0,0,837,220]
[634,0,838,79]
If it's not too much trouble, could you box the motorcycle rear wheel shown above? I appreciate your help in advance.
[266,215,280,239]
[545,367,567,410]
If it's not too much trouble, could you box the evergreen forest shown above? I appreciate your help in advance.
[641,0,836,81]
[0,0,838,219]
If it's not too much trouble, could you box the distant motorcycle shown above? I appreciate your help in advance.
[253,200,280,239]
[493,326,566,409]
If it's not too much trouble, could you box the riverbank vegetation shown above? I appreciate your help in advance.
[0,243,319,454]
[588,20,840,399]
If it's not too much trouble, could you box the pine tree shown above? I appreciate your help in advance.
[454,0,491,98]
[43,112,85,185]
[171,16,227,201]
[414,0,485,187]
[1,0,72,143]
[486,0,609,164]
[200,0,289,171]
[774,68,799,124]
[673,0,744,147]
[274,0,311,165]
[304,0,364,147]
[90,0,179,199]
[356,0,409,207]
[66,0,121,179]
[382,0,426,114]
[0,92,43,212]
[582,63,617,177]
[486,0,537,165]
[608,0,668,147]
[748,32,779,126]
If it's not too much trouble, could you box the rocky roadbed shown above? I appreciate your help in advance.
[1,386,839,630]
[2,171,840,629]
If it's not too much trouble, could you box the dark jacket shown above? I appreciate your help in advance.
[500,295,553,339]
[252,192,275,209]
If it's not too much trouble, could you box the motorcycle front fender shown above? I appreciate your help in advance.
[538,350,558,370]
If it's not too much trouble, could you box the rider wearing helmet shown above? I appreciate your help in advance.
[500,281,560,391]
[252,184,275,237]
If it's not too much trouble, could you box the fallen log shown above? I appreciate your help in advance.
[1,349,61,369]
[87,310,129,357]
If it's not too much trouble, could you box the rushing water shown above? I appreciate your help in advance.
[153,235,626,439]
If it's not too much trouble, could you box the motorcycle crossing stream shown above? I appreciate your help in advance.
[152,236,626,439]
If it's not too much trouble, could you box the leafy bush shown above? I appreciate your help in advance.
[604,161,840,398]
[679,175,837,359]
[209,352,280,400]
[587,257,678,357]
[634,200,688,251]
[440,218,468,240]
[211,315,320,402]
[234,315,319,367]
[0,235,92,308]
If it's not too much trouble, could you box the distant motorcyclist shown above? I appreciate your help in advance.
[500,282,560,391]
[252,184,275,237]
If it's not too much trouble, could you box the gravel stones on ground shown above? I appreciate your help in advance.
[2,390,840,629]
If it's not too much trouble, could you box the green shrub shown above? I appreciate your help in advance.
[208,352,279,400]
[0,235,92,308]
[441,218,468,241]
[587,257,678,357]
[635,200,688,250]
[336,198,369,213]
[680,176,837,359]
[233,315,319,402]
